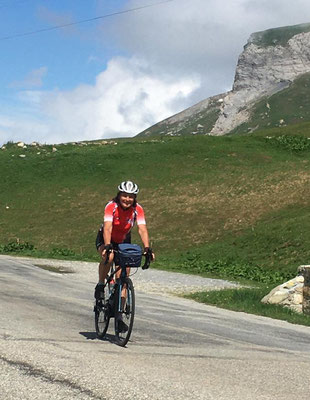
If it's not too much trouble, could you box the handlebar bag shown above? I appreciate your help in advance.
[118,243,142,267]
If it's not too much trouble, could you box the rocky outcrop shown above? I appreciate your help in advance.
[261,265,310,314]
[261,275,304,313]
[138,24,310,137]
[211,31,310,135]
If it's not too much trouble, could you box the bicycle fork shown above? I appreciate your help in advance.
[117,282,130,315]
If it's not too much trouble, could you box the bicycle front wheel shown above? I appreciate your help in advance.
[95,284,111,339]
[114,277,135,347]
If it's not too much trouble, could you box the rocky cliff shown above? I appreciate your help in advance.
[138,23,310,137]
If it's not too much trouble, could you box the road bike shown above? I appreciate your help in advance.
[94,244,151,347]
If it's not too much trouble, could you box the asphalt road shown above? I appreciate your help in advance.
[1,255,310,400]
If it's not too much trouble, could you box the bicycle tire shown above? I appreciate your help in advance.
[114,277,135,347]
[95,283,111,339]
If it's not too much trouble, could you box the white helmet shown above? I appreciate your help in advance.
[118,180,139,195]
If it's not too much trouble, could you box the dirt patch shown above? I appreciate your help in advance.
[34,264,75,274]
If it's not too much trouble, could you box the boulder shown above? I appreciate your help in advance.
[261,275,304,313]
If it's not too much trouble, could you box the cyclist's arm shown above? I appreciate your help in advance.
[103,221,113,246]
[137,224,149,249]
[138,224,155,261]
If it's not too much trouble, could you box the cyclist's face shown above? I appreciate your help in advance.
[119,192,135,209]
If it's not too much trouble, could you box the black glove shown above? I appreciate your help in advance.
[144,247,153,257]
[104,244,113,252]
[142,247,153,269]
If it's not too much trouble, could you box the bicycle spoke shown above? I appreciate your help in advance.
[114,278,135,347]
[95,283,111,339]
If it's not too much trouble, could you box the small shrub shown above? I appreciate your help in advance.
[0,241,35,253]
[49,247,76,257]
[181,253,292,284]
[265,135,310,152]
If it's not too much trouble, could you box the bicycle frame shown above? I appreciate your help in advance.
[95,249,151,346]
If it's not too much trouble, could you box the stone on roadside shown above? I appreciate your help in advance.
[261,276,304,313]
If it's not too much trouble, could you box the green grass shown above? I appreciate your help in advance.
[1,127,310,280]
[250,23,310,47]
[138,98,221,137]
[185,286,310,326]
[3,130,310,324]
[139,71,310,138]
[233,73,310,134]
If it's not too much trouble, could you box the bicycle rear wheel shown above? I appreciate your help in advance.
[95,283,111,339]
[114,277,135,347]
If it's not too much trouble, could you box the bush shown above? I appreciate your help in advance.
[265,134,310,152]
[181,253,292,284]
[0,241,35,253]
[49,247,76,257]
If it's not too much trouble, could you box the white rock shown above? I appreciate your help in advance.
[52,147,57,152]
[261,275,305,312]
[262,290,288,304]
[17,142,25,147]
[19,154,26,158]
[291,293,303,304]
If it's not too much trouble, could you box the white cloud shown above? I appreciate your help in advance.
[0,114,49,145]
[3,0,310,145]
[0,57,199,145]
[100,0,310,100]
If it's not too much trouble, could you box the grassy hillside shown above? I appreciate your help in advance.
[250,23,310,48]
[138,96,222,137]
[233,73,310,134]
[138,72,310,139]
[1,125,310,282]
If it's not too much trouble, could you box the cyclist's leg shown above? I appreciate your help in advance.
[95,244,114,299]
[116,234,131,304]
[98,244,114,282]
[114,266,131,313]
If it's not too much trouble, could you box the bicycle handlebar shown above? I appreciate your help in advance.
[105,251,151,282]
[142,252,152,270]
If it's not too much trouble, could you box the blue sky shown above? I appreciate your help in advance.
[1,0,310,145]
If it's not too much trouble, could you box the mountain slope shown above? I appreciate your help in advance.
[138,23,310,137]
[2,126,310,277]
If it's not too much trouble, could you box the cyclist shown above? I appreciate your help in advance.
[95,180,154,332]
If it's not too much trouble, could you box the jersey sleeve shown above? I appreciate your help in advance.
[136,203,146,225]
[103,201,115,222]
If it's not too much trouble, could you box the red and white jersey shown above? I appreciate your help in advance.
[104,201,146,244]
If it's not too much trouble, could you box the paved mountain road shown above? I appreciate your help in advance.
[1,255,310,400]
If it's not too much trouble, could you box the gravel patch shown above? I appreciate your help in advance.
[0,255,241,296]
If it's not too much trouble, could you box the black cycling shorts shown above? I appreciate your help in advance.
[95,224,131,259]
